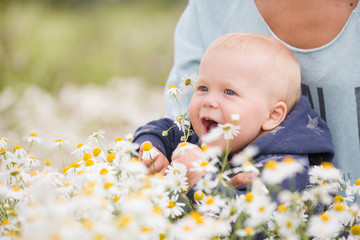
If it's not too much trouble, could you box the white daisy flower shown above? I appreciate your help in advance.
[163,194,185,219]
[141,142,159,161]
[0,137,9,148]
[168,84,182,98]
[231,146,258,167]
[220,123,241,140]
[164,162,189,194]
[13,145,27,159]
[309,162,342,185]
[194,173,219,194]
[54,138,66,147]
[23,132,42,144]
[231,113,240,123]
[201,126,223,144]
[172,111,190,132]
[307,212,342,239]
[197,195,227,215]
[190,158,218,174]
[236,227,257,238]
[179,73,197,94]
[71,143,91,159]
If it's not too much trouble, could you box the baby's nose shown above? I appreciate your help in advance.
[202,94,219,109]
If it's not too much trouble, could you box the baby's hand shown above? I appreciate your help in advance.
[139,141,169,174]
[171,143,205,188]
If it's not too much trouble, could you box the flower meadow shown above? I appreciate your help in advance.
[1,76,360,240]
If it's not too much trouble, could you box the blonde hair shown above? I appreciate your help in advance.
[207,33,301,112]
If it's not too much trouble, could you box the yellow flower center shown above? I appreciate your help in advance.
[334,195,344,203]
[194,191,204,201]
[258,206,265,212]
[55,139,63,143]
[29,132,38,137]
[205,196,215,205]
[2,219,9,225]
[113,196,120,202]
[355,178,360,186]
[63,167,69,174]
[83,153,92,160]
[107,154,115,163]
[100,168,108,175]
[351,224,360,235]
[334,204,345,211]
[0,148,7,153]
[320,213,330,222]
[168,85,177,90]
[189,211,204,224]
[200,161,209,167]
[245,192,254,202]
[264,160,277,170]
[115,137,123,142]
[244,227,255,235]
[200,143,209,151]
[91,148,101,157]
[167,201,176,208]
[13,145,22,151]
[30,171,38,177]
[142,142,153,151]
[277,205,288,212]
[159,233,166,240]
[70,162,80,168]
[77,143,84,148]
[283,156,295,163]
[242,161,253,167]
[82,219,93,229]
[85,160,94,166]
[0,138,8,143]
[183,225,191,231]
[286,221,293,228]
[118,215,132,228]
[321,162,334,169]
[141,227,153,233]
[44,159,51,166]
[104,182,113,189]
[185,78,191,86]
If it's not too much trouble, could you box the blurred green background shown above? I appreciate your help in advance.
[0,0,187,93]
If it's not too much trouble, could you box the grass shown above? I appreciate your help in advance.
[0,0,187,93]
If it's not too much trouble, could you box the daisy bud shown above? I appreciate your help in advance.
[231,113,240,123]
[194,190,204,201]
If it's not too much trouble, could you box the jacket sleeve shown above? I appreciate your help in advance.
[133,118,199,161]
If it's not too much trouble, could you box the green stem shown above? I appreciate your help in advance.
[27,141,34,154]
[58,145,65,168]
[150,155,157,173]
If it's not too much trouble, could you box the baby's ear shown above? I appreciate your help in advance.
[262,101,287,131]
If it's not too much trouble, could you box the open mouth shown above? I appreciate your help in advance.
[201,117,219,134]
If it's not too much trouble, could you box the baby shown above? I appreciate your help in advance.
[133,33,334,194]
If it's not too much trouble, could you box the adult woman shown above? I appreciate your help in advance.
[164,0,360,187]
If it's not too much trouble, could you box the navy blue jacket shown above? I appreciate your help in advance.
[133,96,334,196]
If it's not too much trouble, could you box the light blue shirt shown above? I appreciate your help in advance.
[165,0,360,182]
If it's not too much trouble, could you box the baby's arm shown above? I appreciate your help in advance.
[171,143,205,188]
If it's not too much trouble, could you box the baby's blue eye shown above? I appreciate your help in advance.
[225,89,235,95]
[200,86,208,92]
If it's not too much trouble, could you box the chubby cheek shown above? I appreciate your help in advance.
[188,100,202,137]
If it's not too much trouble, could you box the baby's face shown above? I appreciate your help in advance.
[189,48,274,153]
